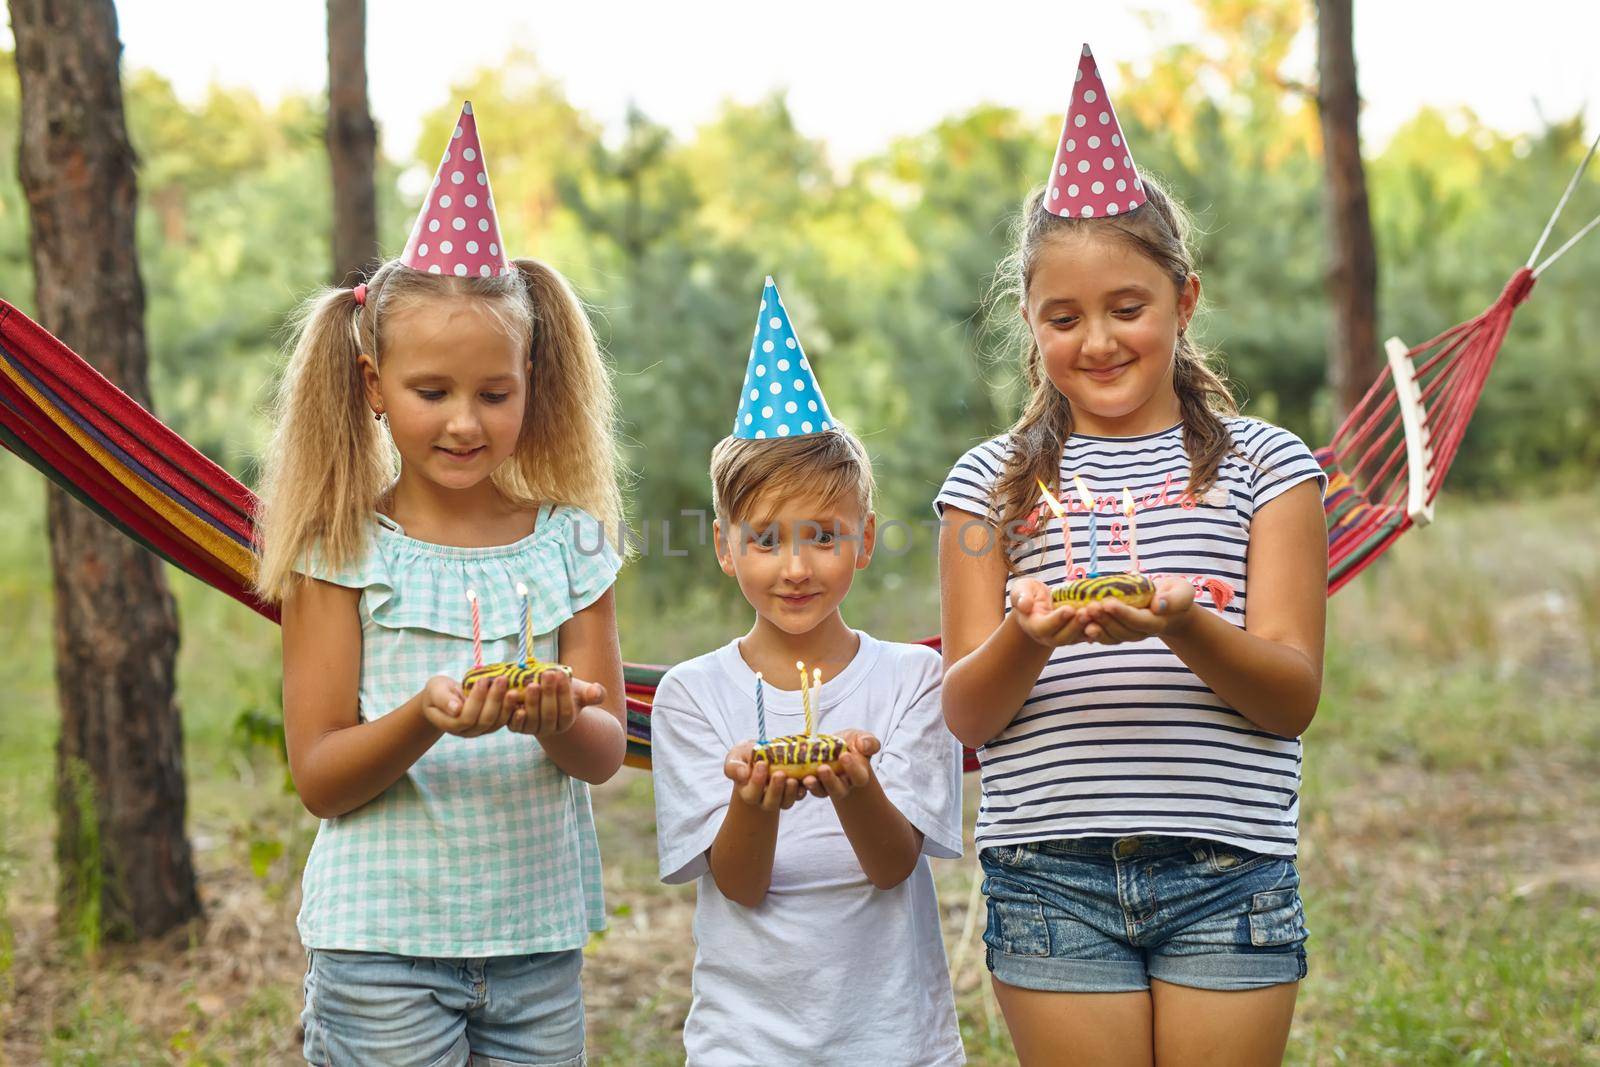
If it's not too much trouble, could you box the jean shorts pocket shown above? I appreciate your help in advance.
[1207,842,1271,875]
[1248,888,1307,948]
[983,880,1051,957]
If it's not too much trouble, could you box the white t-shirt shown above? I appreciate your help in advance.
[934,417,1326,857]
[651,631,965,1067]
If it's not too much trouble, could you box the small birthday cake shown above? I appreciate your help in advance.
[1035,477,1153,609]
[462,659,572,692]
[1052,572,1155,608]
[752,733,850,777]
[462,585,573,692]
[748,661,851,778]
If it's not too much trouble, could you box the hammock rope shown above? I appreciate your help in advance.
[3,140,1596,769]
[1527,130,1600,271]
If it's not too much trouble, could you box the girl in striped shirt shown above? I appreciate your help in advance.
[936,50,1327,1067]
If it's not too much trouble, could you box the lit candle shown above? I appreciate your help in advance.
[812,668,822,737]
[1122,487,1140,571]
[1036,479,1073,575]
[467,588,483,667]
[516,581,530,666]
[797,660,812,736]
[1073,475,1099,575]
[755,672,768,744]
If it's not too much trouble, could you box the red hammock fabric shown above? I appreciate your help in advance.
[0,273,1531,771]
[1317,268,1535,594]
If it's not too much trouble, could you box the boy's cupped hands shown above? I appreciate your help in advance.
[724,742,807,811]
[799,729,880,801]
[722,729,883,810]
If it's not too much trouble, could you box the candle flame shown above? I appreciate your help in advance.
[1036,479,1068,519]
[466,588,478,602]
[516,582,528,596]
[1072,474,1096,511]
[1122,486,1136,516]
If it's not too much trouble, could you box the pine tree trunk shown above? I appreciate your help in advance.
[10,0,200,940]
[1316,0,1381,422]
[327,0,379,286]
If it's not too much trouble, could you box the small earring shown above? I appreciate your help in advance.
[373,410,385,422]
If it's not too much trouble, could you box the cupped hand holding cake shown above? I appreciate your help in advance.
[508,666,608,737]
[795,728,881,799]
[1077,574,1196,644]
[420,672,519,737]
[724,739,809,811]
[1010,578,1095,647]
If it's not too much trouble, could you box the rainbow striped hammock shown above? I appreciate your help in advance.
[3,144,1596,772]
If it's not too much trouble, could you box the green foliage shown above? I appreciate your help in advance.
[0,24,1594,548]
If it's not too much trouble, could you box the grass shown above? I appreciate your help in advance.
[1,456,1597,1063]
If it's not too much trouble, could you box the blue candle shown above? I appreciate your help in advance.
[515,582,530,666]
[1073,475,1099,575]
[755,672,768,743]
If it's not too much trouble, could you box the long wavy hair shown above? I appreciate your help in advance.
[253,257,624,602]
[989,174,1237,570]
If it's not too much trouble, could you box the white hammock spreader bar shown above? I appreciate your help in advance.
[1384,335,1436,527]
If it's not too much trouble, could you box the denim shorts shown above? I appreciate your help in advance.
[980,835,1308,993]
[301,947,586,1066]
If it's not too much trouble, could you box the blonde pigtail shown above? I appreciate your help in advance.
[496,258,625,540]
[254,284,394,602]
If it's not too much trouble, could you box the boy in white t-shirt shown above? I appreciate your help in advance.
[650,278,964,1066]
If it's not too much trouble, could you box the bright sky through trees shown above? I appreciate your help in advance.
[5,1,1593,162]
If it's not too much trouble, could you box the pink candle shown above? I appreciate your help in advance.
[1036,479,1073,574]
[467,588,483,667]
[1122,487,1140,571]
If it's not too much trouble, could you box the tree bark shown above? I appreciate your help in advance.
[1316,0,1381,423]
[327,0,379,286]
[10,0,200,939]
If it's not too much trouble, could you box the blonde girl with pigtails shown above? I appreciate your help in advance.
[255,103,623,1067]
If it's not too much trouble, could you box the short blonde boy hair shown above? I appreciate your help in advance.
[710,426,875,524]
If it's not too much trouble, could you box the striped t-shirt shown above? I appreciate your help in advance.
[934,417,1325,856]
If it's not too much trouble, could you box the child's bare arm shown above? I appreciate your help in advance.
[522,587,627,783]
[1082,480,1328,736]
[807,731,924,890]
[282,576,444,819]
[939,507,1088,748]
[708,743,803,907]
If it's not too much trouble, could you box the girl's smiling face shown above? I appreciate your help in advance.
[1023,231,1200,437]
[361,296,530,493]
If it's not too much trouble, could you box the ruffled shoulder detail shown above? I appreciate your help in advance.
[311,506,622,641]
[296,532,387,592]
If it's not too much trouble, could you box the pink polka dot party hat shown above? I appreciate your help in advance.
[400,102,511,277]
[1045,44,1146,220]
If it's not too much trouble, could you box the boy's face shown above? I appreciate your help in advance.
[714,488,876,638]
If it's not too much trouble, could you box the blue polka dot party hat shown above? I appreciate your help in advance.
[732,277,835,440]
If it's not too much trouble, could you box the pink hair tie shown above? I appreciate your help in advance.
[353,283,367,307]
